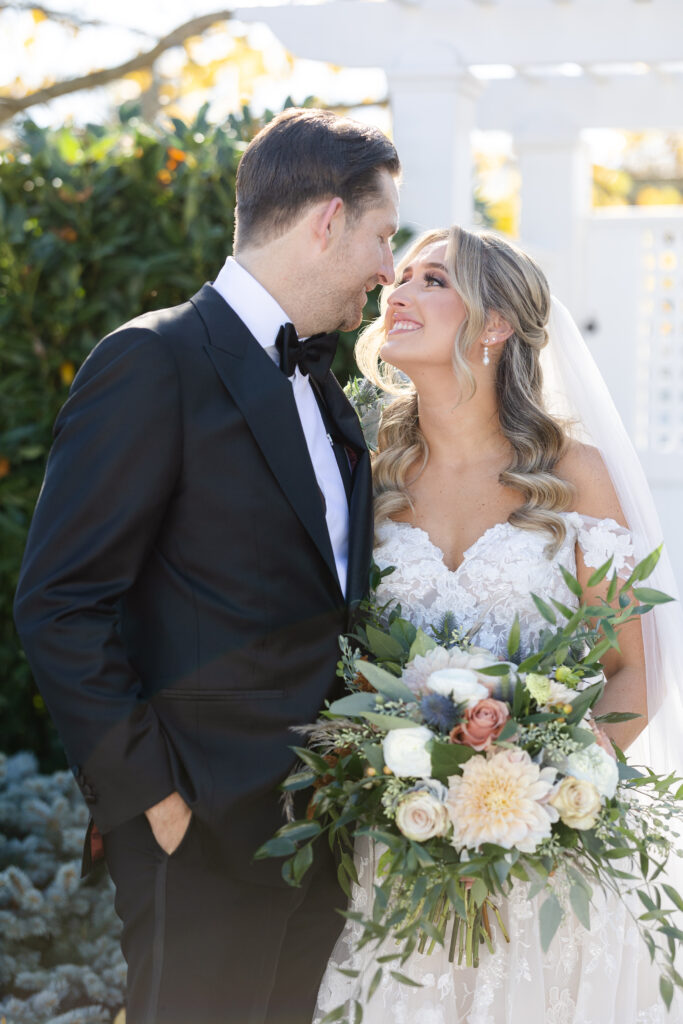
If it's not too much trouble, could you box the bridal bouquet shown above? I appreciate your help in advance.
[256,551,683,1015]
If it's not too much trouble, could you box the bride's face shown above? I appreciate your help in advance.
[380,242,467,373]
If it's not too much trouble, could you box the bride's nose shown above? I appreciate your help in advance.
[387,284,411,309]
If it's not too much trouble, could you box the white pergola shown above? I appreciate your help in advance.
[235,0,683,307]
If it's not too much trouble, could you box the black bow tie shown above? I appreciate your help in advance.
[275,323,339,383]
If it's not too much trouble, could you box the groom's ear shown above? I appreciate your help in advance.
[309,196,345,251]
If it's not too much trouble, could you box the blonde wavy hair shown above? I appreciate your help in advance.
[355,226,574,553]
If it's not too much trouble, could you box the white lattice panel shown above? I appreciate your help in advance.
[637,226,683,454]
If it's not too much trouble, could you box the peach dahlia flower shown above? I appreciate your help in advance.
[446,748,557,853]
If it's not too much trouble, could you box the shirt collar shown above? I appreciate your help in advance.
[211,255,292,353]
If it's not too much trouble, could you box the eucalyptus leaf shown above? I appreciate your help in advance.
[587,556,614,587]
[539,893,564,952]
[531,593,557,624]
[390,971,423,988]
[569,881,591,930]
[559,564,583,598]
[507,615,520,658]
[408,629,438,661]
[355,660,417,703]
[360,711,418,730]
[594,711,641,724]
[366,624,407,661]
[328,692,378,717]
[632,587,674,605]
[430,739,476,781]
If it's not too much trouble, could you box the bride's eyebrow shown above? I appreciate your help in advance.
[400,261,449,276]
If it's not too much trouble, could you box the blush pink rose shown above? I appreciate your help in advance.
[449,698,510,751]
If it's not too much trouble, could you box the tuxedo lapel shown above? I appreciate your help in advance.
[191,286,341,594]
[318,374,374,613]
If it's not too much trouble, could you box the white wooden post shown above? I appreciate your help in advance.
[514,121,591,311]
[388,68,481,233]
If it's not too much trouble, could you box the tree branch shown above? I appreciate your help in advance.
[0,1,145,32]
[0,9,234,126]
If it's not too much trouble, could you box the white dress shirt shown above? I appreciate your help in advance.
[211,256,349,596]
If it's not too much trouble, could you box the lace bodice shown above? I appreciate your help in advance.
[374,512,635,657]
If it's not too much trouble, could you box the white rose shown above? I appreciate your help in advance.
[383,726,435,778]
[395,787,451,842]
[426,668,489,707]
[559,744,619,799]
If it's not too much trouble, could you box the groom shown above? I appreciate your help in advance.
[14,108,400,1023]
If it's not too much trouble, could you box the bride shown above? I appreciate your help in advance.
[314,226,683,1023]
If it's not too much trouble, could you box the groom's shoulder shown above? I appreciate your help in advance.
[83,286,219,372]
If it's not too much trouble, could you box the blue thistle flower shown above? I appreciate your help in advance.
[420,692,460,733]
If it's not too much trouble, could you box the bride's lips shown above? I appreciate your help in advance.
[387,318,423,336]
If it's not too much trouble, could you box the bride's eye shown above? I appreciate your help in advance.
[425,273,446,287]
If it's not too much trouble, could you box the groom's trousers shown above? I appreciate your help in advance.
[104,812,344,1024]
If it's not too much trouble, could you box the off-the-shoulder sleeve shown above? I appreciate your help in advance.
[573,513,636,579]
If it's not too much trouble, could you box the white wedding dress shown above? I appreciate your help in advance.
[314,513,682,1024]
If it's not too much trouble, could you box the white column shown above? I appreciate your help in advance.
[514,121,591,310]
[387,69,482,235]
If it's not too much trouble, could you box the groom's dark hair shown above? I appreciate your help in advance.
[234,107,400,250]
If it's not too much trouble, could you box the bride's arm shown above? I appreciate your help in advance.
[557,443,648,752]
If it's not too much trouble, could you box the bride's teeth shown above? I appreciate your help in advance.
[391,321,420,332]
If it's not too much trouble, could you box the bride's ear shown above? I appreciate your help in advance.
[480,313,514,357]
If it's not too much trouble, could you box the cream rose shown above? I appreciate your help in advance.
[549,776,602,829]
[383,726,435,778]
[426,669,489,707]
[395,787,451,842]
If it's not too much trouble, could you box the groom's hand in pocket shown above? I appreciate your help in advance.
[145,791,192,855]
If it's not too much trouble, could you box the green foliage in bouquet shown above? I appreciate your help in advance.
[0,752,125,1023]
[0,100,377,768]
[257,551,683,1021]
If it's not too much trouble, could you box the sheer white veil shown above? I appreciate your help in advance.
[543,297,683,779]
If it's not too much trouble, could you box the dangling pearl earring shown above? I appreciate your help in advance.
[483,340,490,367]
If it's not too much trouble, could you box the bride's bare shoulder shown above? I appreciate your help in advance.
[555,440,628,526]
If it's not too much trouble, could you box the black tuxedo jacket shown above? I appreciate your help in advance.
[14,285,373,879]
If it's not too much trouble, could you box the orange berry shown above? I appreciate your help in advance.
[167,147,187,163]
[0,457,10,479]
[59,361,76,386]
[383,766,392,775]
[156,169,172,185]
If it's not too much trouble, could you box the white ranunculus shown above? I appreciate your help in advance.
[395,787,451,842]
[401,646,499,696]
[383,726,435,778]
[559,744,619,799]
[426,668,489,707]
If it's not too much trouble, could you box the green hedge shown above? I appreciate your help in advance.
[0,102,368,769]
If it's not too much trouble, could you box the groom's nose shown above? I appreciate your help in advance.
[378,243,395,287]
